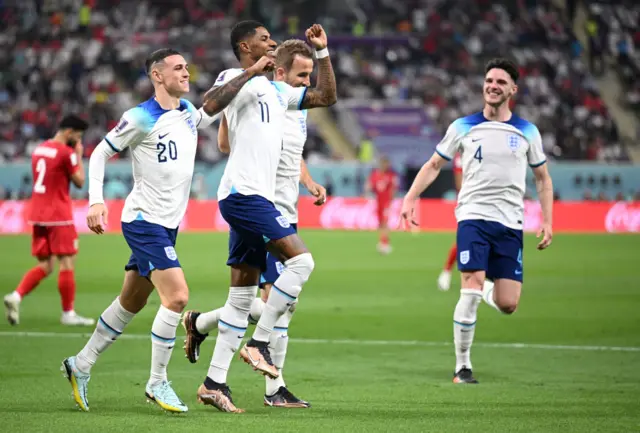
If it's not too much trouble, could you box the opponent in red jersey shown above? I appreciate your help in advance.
[4,115,94,326]
[366,156,398,254]
[437,152,463,291]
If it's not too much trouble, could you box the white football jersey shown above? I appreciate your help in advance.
[435,112,546,230]
[100,98,214,229]
[214,68,307,203]
[278,109,308,178]
[274,109,308,223]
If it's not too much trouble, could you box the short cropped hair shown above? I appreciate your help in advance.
[275,39,314,71]
[58,115,88,131]
[485,58,519,83]
[145,48,182,75]
[230,20,265,60]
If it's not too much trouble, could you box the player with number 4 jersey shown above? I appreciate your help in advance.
[401,58,554,385]
[61,47,264,414]
[4,115,94,328]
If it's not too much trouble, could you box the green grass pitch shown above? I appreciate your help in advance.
[0,231,639,432]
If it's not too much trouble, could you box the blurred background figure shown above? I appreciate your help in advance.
[0,0,637,223]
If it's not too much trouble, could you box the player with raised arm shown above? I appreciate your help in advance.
[60,48,270,413]
[437,152,463,291]
[365,156,398,254]
[183,21,336,413]
[182,39,326,409]
[401,58,554,384]
[4,116,94,327]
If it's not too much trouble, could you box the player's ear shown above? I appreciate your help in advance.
[511,84,518,96]
[238,41,251,56]
[274,67,286,81]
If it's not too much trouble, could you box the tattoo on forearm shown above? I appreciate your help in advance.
[301,57,337,109]
[202,72,251,116]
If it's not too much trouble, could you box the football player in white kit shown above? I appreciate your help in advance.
[181,21,336,413]
[401,58,554,384]
[183,39,326,409]
[61,48,272,413]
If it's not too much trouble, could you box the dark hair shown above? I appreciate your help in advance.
[230,20,265,60]
[485,58,519,82]
[275,39,313,70]
[145,48,182,75]
[58,114,88,132]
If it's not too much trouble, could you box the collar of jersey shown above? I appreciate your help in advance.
[143,97,188,115]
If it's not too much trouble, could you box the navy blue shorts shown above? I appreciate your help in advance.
[220,193,297,271]
[456,220,524,282]
[260,223,298,287]
[122,220,180,278]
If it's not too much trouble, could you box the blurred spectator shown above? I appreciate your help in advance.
[0,0,630,167]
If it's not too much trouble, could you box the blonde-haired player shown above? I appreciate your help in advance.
[183,38,327,410]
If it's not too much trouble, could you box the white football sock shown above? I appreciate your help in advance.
[207,286,257,384]
[253,253,313,343]
[453,289,482,373]
[149,305,181,386]
[249,297,265,324]
[8,291,22,302]
[196,297,264,335]
[196,308,223,334]
[266,305,295,396]
[75,297,135,374]
[482,280,501,312]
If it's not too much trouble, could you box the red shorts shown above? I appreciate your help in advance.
[377,201,391,226]
[31,225,78,258]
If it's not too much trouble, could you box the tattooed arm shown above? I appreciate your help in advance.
[300,24,337,109]
[300,56,337,109]
[202,56,275,116]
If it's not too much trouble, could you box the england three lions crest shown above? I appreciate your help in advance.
[508,134,520,152]
[186,117,196,136]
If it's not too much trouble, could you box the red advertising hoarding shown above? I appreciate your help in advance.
[0,199,638,234]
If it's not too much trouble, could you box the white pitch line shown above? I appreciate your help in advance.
[0,331,639,353]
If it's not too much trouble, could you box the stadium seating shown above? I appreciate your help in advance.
[0,0,636,202]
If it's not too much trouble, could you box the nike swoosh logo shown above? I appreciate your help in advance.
[159,133,169,139]
[257,93,266,97]
[515,270,523,275]
[471,138,482,142]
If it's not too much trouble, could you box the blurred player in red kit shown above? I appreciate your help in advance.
[437,152,463,291]
[366,156,398,254]
[4,115,95,326]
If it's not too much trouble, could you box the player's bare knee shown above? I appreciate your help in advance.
[461,271,484,289]
[164,294,188,313]
[37,258,54,276]
[57,255,75,271]
[498,301,518,315]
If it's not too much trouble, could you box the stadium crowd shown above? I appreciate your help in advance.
[584,0,639,117]
[0,0,633,170]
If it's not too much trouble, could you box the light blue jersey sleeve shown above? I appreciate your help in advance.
[521,123,547,167]
[103,107,153,152]
[435,118,468,160]
[271,81,307,110]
